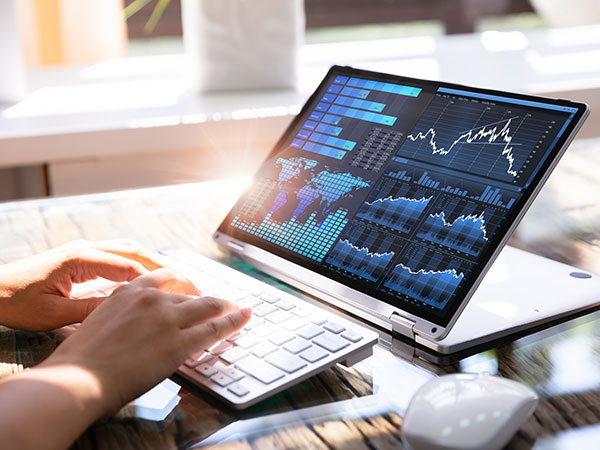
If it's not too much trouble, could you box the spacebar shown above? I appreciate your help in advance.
[236,356,285,384]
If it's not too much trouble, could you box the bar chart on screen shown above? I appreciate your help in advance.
[387,158,520,209]
[292,75,421,163]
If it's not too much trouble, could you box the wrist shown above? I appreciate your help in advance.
[36,359,111,418]
[0,361,110,449]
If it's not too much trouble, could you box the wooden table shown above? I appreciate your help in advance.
[1,138,600,449]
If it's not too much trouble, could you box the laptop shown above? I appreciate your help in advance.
[82,65,595,408]
[214,64,592,341]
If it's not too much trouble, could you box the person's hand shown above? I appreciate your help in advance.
[0,239,184,331]
[42,268,251,415]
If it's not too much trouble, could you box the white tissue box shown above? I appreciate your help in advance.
[182,0,305,92]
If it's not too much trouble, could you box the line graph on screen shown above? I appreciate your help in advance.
[396,94,548,183]
[405,116,519,177]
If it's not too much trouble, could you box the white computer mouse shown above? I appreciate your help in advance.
[401,373,538,450]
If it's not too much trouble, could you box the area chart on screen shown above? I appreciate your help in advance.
[326,221,398,281]
[382,244,473,309]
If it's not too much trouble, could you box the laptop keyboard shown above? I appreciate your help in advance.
[72,248,379,409]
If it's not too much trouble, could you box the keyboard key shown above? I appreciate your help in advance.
[313,332,350,353]
[275,299,295,311]
[237,356,285,384]
[299,346,329,363]
[184,353,213,368]
[250,342,278,358]
[341,329,364,343]
[264,310,293,324]
[292,307,311,318]
[244,316,264,330]
[220,347,249,364]
[196,277,222,291]
[266,350,307,374]
[282,317,306,331]
[207,341,232,355]
[283,338,311,355]
[169,250,204,265]
[296,324,325,340]
[324,322,346,334]
[218,287,247,302]
[229,270,254,286]
[213,268,237,281]
[235,334,261,349]
[238,296,262,308]
[228,382,250,397]
[253,303,277,317]
[225,331,242,343]
[252,322,278,337]
[211,373,235,387]
[223,367,245,381]
[260,293,280,304]
[206,282,230,297]
[244,283,266,297]
[309,314,327,326]
[268,330,295,346]
[195,363,218,378]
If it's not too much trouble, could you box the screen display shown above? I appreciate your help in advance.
[219,67,584,327]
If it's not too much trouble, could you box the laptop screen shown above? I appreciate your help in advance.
[218,66,586,328]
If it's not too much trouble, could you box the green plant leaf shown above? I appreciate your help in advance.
[123,0,153,20]
[144,0,171,33]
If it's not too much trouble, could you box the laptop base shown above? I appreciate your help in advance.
[417,246,600,354]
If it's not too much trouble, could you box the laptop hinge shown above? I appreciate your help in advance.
[226,241,245,254]
[390,313,416,340]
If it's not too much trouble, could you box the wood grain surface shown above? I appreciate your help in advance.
[0,138,599,449]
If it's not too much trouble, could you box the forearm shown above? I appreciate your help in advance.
[0,363,108,450]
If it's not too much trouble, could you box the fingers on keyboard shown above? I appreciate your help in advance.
[169,249,373,407]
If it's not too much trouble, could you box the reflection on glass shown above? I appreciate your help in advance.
[545,334,600,395]
[459,351,499,375]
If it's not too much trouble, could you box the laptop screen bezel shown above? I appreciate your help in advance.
[215,65,589,338]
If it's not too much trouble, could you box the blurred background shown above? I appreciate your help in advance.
[0,0,599,201]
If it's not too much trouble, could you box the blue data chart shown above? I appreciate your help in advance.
[333,95,386,112]
[357,195,430,234]
[230,157,370,261]
[388,158,519,209]
[326,221,398,282]
[415,196,502,256]
[356,177,432,233]
[327,105,397,126]
[383,244,472,309]
[302,141,347,160]
[396,93,558,184]
[345,77,422,97]
[417,212,487,256]
[231,209,348,262]
[294,75,422,162]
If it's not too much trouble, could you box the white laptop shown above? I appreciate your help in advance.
[90,66,598,409]
[214,63,595,341]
